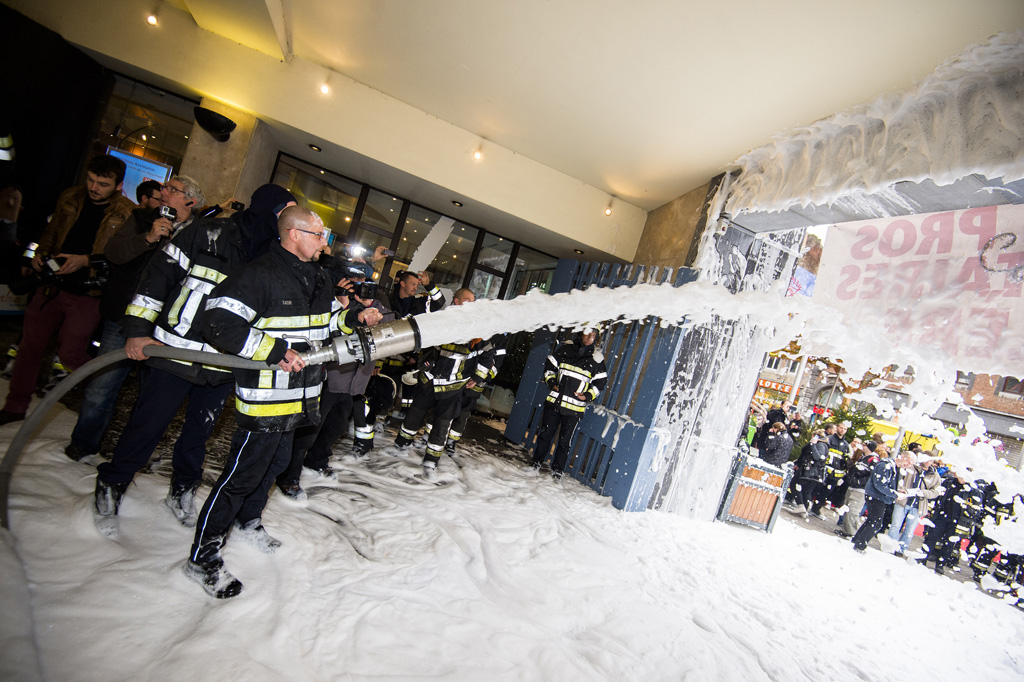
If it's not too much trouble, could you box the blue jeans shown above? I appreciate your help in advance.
[69,320,133,455]
[887,501,921,552]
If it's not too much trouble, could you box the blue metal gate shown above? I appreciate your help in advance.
[505,259,698,510]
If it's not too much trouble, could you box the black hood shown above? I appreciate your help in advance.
[238,184,296,261]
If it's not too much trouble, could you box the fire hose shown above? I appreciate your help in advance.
[0,317,421,529]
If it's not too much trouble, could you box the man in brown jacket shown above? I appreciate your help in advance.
[0,154,135,425]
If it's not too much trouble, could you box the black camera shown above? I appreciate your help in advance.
[318,253,378,300]
[229,200,244,211]
[158,205,177,220]
[7,254,110,295]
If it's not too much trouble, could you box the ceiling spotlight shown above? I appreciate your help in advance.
[473,143,484,161]
[320,84,330,95]
[451,200,463,208]
[604,197,614,216]
[309,144,321,152]
[574,249,584,255]
[146,14,158,26]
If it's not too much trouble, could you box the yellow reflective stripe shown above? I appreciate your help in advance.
[235,399,303,417]
[166,287,191,327]
[258,369,274,389]
[191,264,227,284]
[255,312,331,330]
[252,334,277,362]
[126,304,159,323]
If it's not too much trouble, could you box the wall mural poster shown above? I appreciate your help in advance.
[812,204,1024,372]
[785,227,826,297]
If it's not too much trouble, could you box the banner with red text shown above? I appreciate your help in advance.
[813,204,1024,372]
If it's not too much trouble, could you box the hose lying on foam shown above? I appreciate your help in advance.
[0,316,422,529]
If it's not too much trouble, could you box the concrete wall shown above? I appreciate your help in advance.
[179,99,279,206]
[632,181,710,268]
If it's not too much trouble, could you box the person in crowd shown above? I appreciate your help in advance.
[919,470,987,574]
[444,332,508,456]
[91,184,297,536]
[383,269,447,415]
[787,410,804,441]
[64,175,206,462]
[0,182,26,281]
[837,440,878,537]
[882,442,923,535]
[754,399,790,451]
[185,206,382,598]
[886,451,944,557]
[135,179,162,210]
[529,326,608,482]
[786,428,827,516]
[276,258,394,499]
[759,421,793,468]
[392,288,481,480]
[967,480,1005,579]
[809,422,850,518]
[0,155,135,426]
[852,446,912,553]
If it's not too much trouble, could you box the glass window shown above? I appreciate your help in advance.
[999,376,1024,398]
[393,204,438,267]
[505,245,556,298]
[433,222,478,290]
[355,188,402,247]
[476,233,513,272]
[467,269,503,300]
[272,158,362,243]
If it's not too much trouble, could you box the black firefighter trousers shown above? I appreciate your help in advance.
[190,427,293,565]
[532,405,582,474]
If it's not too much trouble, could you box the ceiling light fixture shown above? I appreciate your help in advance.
[320,83,330,95]
[604,197,614,216]
[309,144,321,152]
[574,249,584,255]
[146,14,158,26]
[451,200,463,207]
[473,142,484,161]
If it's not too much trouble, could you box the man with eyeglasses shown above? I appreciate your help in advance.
[64,175,206,463]
[185,206,382,598]
[92,184,297,538]
[0,154,134,426]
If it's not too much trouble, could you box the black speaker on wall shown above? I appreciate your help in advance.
[193,107,236,142]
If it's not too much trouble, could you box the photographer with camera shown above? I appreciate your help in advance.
[0,154,134,427]
[63,175,207,462]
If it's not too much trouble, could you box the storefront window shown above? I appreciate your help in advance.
[506,246,557,298]
[468,269,503,300]
[354,188,402,256]
[432,222,478,290]
[273,158,362,241]
[477,233,512,272]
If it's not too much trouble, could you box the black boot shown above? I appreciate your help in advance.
[93,479,130,538]
[183,558,243,599]
[165,475,201,528]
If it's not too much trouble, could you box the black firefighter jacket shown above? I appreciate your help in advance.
[544,341,608,413]
[203,242,357,433]
[122,213,248,385]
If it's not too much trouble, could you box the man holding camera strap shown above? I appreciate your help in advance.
[64,175,207,462]
[0,154,134,426]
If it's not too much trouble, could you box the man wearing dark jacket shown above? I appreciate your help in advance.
[0,155,135,426]
[92,184,296,537]
[275,263,395,497]
[392,287,481,480]
[65,175,205,462]
[786,429,827,514]
[185,206,382,598]
[530,327,608,481]
[852,447,912,552]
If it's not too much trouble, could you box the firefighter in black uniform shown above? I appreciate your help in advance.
[444,332,508,456]
[184,206,382,598]
[383,269,446,414]
[530,327,608,481]
[921,471,987,575]
[392,287,481,479]
[810,423,850,517]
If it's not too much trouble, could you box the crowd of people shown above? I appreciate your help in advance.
[750,399,1024,603]
[0,155,593,599]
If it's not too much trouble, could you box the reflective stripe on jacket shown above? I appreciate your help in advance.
[544,341,608,413]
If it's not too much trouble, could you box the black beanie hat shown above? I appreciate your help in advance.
[239,184,297,261]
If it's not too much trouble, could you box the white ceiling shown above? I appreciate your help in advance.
[179,0,1024,211]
